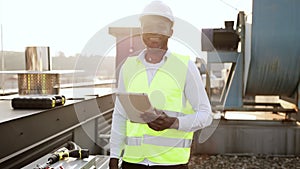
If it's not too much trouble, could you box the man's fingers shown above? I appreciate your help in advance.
[141,111,173,131]
[148,122,164,131]
[157,119,164,125]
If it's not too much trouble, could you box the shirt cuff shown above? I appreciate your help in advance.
[110,154,121,159]
[177,111,213,132]
[109,147,122,158]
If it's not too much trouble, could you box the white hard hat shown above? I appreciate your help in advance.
[140,1,174,22]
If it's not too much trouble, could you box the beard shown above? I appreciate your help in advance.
[142,33,169,50]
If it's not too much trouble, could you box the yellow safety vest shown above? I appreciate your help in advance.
[122,53,194,164]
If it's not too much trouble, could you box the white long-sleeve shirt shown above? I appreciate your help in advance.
[110,49,212,165]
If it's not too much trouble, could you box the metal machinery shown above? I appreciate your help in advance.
[202,0,300,120]
[0,46,115,168]
[0,91,115,169]
[194,0,300,155]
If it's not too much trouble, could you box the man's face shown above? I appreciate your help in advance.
[141,16,173,49]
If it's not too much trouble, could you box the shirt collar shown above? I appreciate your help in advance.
[137,48,171,62]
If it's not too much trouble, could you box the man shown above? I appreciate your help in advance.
[109,1,212,169]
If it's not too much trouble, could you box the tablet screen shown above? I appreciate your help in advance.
[116,92,156,123]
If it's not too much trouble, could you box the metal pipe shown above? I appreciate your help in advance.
[1,24,4,93]
[20,46,58,95]
[245,0,300,97]
[25,46,51,71]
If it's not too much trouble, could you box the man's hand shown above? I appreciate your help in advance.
[109,158,119,169]
[141,111,179,131]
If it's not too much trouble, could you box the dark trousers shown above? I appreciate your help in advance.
[121,161,189,169]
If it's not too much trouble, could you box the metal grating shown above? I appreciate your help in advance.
[18,73,60,95]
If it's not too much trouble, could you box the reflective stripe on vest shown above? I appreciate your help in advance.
[122,53,194,164]
[125,135,192,148]
[125,137,142,146]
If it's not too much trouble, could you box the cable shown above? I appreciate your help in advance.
[218,0,239,11]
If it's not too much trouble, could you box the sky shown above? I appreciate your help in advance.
[0,0,252,57]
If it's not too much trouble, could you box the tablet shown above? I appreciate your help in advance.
[116,92,157,123]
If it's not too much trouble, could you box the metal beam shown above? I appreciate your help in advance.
[223,53,243,107]
[193,120,300,155]
[0,93,114,168]
[207,52,238,63]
